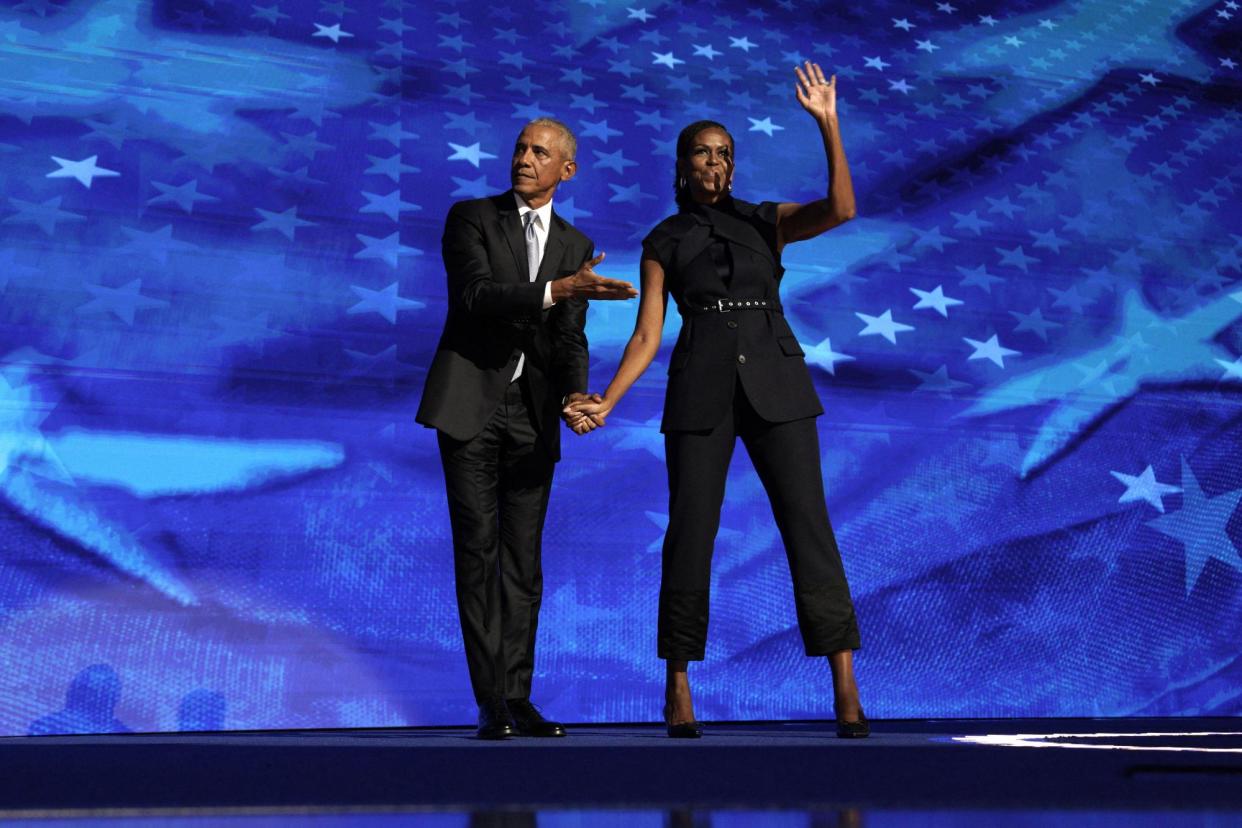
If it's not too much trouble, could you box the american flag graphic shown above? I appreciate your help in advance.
[0,0,1239,733]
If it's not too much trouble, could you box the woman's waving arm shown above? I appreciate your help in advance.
[775,62,857,250]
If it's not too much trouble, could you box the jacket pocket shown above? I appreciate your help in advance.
[777,336,805,357]
[668,351,690,374]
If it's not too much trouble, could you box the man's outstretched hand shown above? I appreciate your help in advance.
[550,252,638,303]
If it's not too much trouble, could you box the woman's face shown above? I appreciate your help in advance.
[681,128,734,203]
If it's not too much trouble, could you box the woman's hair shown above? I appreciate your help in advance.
[673,120,734,212]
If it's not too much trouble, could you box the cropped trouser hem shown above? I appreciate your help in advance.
[801,635,862,656]
[657,586,861,660]
[657,588,709,661]
[794,584,861,655]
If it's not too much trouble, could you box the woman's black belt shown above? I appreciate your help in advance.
[679,298,784,316]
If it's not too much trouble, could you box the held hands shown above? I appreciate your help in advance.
[550,252,639,303]
[562,393,614,435]
[562,392,606,435]
[794,60,837,123]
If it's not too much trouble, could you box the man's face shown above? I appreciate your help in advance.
[511,124,576,206]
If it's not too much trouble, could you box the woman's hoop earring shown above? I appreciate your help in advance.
[678,177,687,190]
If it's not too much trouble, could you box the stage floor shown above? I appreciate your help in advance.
[2,718,1240,818]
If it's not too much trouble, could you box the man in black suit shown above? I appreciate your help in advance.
[417,118,636,739]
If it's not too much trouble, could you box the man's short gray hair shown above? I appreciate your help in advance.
[523,117,577,161]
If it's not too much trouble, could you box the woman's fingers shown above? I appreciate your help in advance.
[795,62,831,107]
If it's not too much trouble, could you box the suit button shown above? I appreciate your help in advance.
[727,320,738,329]
[737,354,747,365]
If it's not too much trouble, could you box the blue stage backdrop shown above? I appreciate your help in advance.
[1,0,1240,735]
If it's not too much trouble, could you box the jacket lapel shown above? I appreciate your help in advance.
[673,213,715,275]
[496,191,530,282]
[704,205,776,266]
[536,212,566,284]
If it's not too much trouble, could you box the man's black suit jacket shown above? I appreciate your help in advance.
[416,191,594,462]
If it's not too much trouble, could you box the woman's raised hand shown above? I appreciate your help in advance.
[794,60,837,122]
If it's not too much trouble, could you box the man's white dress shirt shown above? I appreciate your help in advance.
[512,193,556,381]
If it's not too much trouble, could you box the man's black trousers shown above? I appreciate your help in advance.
[438,381,554,705]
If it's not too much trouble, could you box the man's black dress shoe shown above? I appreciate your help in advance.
[507,698,566,737]
[835,708,870,739]
[476,699,515,740]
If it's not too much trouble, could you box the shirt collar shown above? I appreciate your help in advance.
[691,194,736,217]
[514,191,553,228]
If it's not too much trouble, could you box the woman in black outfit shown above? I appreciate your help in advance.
[566,62,865,738]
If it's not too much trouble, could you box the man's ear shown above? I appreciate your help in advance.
[560,159,577,183]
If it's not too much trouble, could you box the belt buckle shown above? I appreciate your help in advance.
[716,298,730,313]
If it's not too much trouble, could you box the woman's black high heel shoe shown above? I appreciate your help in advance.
[835,707,870,739]
[667,721,703,738]
[664,703,703,738]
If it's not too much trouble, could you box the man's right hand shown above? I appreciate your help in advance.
[550,252,639,303]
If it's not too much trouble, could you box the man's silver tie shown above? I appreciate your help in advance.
[524,210,540,282]
[512,210,542,382]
